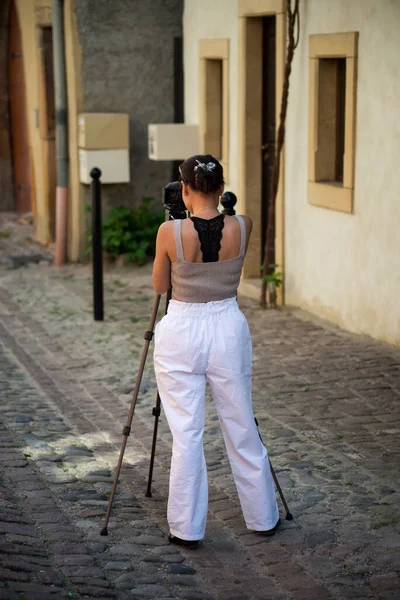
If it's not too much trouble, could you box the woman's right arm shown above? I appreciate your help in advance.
[152,222,173,295]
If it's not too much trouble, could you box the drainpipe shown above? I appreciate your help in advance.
[52,0,68,265]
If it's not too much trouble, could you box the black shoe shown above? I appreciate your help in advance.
[168,534,199,548]
[258,518,281,537]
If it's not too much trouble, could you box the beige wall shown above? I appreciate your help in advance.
[183,0,239,195]
[184,0,400,344]
[285,0,400,345]
[64,0,85,262]
[184,0,286,286]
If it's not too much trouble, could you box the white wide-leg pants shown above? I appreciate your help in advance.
[153,297,279,541]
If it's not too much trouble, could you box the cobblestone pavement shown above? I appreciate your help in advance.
[0,215,399,599]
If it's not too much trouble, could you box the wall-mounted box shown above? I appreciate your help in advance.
[148,124,199,160]
[79,149,130,184]
[78,113,129,150]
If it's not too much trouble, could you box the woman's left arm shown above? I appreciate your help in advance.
[152,222,172,295]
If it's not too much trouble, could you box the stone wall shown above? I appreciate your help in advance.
[75,0,183,213]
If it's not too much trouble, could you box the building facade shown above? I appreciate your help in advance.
[183,0,400,345]
[2,0,399,345]
[0,0,183,260]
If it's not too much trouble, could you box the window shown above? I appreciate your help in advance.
[199,39,229,181]
[308,32,358,213]
[203,58,223,159]
[316,58,346,184]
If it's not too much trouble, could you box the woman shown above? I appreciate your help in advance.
[152,154,280,547]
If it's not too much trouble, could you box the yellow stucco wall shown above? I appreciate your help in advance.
[64,0,85,262]
[284,0,400,345]
[184,0,239,198]
[183,0,400,345]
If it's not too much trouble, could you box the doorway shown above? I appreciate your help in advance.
[261,16,276,263]
[8,0,32,214]
[38,26,56,239]
[238,2,285,297]
[172,36,184,182]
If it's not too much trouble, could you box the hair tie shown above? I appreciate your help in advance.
[194,160,216,173]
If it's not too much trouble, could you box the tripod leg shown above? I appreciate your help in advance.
[145,392,161,497]
[100,294,161,536]
[268,459,293,521]
[254,418,293,521]
[145,288,172,498]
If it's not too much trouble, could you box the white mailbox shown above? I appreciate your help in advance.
[148,124,199,160]
[78,113,130,184]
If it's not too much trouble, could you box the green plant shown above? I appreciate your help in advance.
[87,198,164,266]
[262,263,283,288]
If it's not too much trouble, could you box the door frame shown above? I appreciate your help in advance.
[38,24,56,239]
[238,0,286,303]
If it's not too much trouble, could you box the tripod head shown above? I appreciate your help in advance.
[162,181,187,220]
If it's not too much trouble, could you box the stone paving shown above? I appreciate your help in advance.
[0,214,400,599]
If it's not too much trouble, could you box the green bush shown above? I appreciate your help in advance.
[87,198,164,265]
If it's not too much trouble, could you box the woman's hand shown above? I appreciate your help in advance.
[152,222,173,295]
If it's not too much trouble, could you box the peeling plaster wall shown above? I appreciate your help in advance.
[75,0,183,214]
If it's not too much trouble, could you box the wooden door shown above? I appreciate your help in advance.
[8,0,31,214]
[261,16,276,263]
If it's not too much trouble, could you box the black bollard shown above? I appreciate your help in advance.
[91,167,104,321]
[220,191,237,215]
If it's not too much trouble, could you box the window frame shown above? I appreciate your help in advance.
[199,39,229,183]
[308,32,358,213]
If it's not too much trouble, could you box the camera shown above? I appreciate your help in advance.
[162,181,187,218]
[162,181,237,218]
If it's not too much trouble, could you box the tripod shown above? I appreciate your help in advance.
[100,192,293,536]
[101,185,187,536]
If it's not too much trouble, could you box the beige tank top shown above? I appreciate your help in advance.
[171,215,246,303]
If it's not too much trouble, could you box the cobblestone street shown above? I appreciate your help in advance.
[0,216,399,600]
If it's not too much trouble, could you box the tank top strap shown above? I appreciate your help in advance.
[174,219,185,262]
[234,215,246,257]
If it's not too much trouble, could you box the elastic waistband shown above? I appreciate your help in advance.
[167,297,238,316]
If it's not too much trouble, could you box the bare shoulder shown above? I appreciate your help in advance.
[237,214,253,234]
[156,220,175,251]
[157,220,174,238]
[234,215,252,254]
[224,214,253,233]
[158,220,174,232]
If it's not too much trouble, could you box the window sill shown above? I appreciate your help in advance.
[308,181,353,213]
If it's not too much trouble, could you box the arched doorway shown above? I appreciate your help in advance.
[8,0,32,214]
